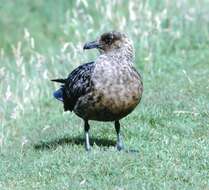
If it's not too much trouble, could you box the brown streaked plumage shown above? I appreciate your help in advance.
[52,31,143,151]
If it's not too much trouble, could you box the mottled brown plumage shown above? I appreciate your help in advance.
[52,31,143,151]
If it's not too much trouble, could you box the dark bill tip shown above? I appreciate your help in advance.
[83,40,100,50]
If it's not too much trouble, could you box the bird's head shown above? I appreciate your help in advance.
[83,31,133,57]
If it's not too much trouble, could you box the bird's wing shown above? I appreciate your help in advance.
[63,61,95,111]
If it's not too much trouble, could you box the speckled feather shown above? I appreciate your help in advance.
[52,61,95,111]
[52,31,143,122]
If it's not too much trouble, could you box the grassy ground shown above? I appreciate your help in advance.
[0,0,209,189]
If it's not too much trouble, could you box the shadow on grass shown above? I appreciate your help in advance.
[33,136,115,150]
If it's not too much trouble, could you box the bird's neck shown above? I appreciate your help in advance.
[105,46,134,64]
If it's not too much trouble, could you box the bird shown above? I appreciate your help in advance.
[51,31,143,151]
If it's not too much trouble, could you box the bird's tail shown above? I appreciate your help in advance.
[51,79,66,83]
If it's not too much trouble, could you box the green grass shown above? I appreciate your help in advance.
[0,0,209,189]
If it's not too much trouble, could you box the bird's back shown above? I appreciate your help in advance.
[61,62,95,111]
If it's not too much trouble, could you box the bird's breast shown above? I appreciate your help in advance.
[74,61,143,121]
[84,62,143,120]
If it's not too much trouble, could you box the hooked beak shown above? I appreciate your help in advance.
[83,40,100,50]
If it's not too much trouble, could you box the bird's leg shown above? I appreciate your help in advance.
[115,121,124,151]
[84,120,91,151]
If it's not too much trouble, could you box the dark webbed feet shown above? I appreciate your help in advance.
[84,120,91,151]
[115,120,124,151]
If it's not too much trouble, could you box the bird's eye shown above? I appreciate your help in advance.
[105,35,114,44]
[105,38,112,44]
[101,33,115,45]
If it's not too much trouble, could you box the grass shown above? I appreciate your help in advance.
[0,0,209,189]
